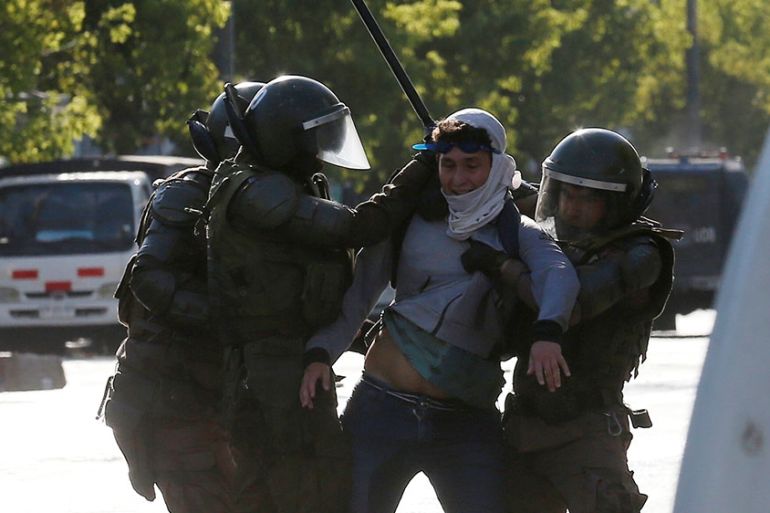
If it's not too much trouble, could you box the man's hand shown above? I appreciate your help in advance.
[300,362,332,410]
[527,340,571,392]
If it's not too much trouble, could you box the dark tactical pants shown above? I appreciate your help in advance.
[105,341,235,513]
[151,416,236,513]
[504,407,647,513]
[226,339,351,513]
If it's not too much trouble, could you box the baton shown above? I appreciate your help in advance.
[350,0,435,130]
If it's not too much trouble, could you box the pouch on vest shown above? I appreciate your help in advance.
[628,408,652,428]
[301,260,351,327]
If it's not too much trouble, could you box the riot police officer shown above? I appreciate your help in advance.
[205,75,434,513]
[97,81,265,513]
[463,128,681,513]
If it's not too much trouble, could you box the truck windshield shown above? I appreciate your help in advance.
[0,182,135,256]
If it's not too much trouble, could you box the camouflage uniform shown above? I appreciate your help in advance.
[504,222,678,513]
[206,153,432,513]
[99,166,236,513]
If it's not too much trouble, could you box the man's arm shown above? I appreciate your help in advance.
[515,216,580,391]
[504,237,663,325]
[130,176,210,329]
[230,154,435,248]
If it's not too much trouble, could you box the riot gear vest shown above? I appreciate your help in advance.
[116,166,212,342]
[104,166,221,432]
[513,221,677,423]
[206,160,353,346]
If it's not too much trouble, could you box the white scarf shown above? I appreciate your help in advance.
[441,108,522,240]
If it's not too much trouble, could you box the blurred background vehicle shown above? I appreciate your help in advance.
[644,151,749,330]
[0,156,202,354]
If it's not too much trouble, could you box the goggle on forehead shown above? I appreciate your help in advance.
[412,141,501,155]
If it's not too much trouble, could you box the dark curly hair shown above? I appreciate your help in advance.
[431,118,492,147]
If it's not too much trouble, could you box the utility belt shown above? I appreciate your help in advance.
[503,394,651,453]
[117,332,222,379]
[218,317,312,347]
[574,390,652,428]
[512,374,653,426]
[97,363,216,432]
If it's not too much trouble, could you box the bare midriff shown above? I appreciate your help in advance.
[363,327,450,399]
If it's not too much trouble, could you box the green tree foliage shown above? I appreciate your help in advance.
[82,0,229,154]
[232,0,679,183]
[2,0,769,176]
[0,1,100,162]
[697,0,770,164]
[0,0,228,163]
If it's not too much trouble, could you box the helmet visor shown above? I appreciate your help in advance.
[302,104,370,170]
[535,170,623,242]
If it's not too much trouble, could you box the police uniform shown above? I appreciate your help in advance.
[469,128,684,513]
[101,165,235,513]
[206,152,432,512]
[204,75,434,513]
[505,222,677,513]
[97,81,267,513]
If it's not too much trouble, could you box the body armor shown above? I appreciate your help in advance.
[512,222,676,423]
[206,161,354,344]
[206,159,354,513]
[204,147,434,513]
[99,166,233,512]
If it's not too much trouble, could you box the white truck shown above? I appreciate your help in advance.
[0,156,202,353]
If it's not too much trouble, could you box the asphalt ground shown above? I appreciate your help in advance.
[0,311,713,513]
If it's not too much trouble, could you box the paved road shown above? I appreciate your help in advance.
[0,311,713,513]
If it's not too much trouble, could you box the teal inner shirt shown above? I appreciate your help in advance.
[383,308,504,410]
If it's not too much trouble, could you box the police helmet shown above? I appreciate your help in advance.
[535,128,656,241]
[186,81,265,165]
[240,75,370,172]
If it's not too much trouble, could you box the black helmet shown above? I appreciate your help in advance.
[238,75,370,171]
[186,81,264,165]
[535,128,656,240]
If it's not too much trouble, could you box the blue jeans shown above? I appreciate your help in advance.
[341,374,506,513]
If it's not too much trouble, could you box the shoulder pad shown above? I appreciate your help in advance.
[150,177,209,226]
[236,171,299,229]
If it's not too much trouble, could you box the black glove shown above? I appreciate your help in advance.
[461,240,508,278]
[412,150,438,169]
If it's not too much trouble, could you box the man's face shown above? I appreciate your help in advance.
[558,183,607,230]
[438,147,492,195]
